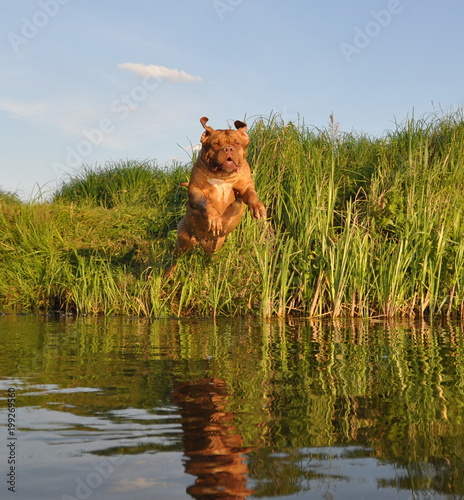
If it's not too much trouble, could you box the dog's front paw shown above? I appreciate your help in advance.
[206,207,223,236]
[208,218,223,236]
[249,200,267,220]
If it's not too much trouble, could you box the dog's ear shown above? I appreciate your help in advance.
[234,120,249,144]
[234,120,247,131]
[200,116,215,144]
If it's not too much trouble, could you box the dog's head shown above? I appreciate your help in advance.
[199,117,250,173]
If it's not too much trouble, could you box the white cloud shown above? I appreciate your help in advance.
[118,62,202,83]
[0,99,46,119]
[0,98,100,137]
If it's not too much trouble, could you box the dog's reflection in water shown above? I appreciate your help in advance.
[173,378,253,499]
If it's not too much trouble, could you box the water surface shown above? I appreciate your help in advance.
[1,315,464,499]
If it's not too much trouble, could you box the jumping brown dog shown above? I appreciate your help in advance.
[177,117,266,254]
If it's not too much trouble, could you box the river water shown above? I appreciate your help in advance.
[1,314,463,499]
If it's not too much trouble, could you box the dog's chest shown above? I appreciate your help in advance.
[207,178,233,203]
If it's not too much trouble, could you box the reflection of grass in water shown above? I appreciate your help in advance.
[2,316,464,496]
[3,111,464,317]
[234,321,464,497]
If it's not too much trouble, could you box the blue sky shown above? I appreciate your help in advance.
[2,0,464,199]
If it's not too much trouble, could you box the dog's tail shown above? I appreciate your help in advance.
[180,182,189,188]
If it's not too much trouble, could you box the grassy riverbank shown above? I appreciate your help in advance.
[2,111,464,318]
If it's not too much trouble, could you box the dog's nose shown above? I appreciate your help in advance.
[222,145,234,154]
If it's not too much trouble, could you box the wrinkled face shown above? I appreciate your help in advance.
[200,125,250,174]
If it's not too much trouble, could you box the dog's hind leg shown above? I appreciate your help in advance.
[200,236,226,254]
[176,216,198,255]
[220,199,244,234]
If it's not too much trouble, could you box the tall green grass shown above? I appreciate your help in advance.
[2,111,464,318]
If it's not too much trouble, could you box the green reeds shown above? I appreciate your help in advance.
[2,110,464,318]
